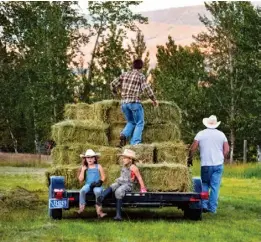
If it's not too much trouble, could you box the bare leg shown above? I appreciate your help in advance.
[95,205,107,218]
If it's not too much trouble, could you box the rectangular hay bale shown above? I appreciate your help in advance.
[45,165,121,189]
[51,143,121,167]
[64,100,181,125]
[109,123,181,145]
[154,142,188,165]
[46,164,192,192]
[143,123,181,143]
[51,120,109,146]
[124,144,155,164]
[137,164,191,192]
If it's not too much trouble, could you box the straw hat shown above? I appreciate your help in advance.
[80,149,100,158]
[203,115,221,129]
[119,149,137,160]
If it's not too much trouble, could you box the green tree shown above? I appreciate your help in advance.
[83,1,148,102]
[94,25,130,100]
[153,36,208,142]
[0,1,88,152]
[195,1,261,162]
[128,30,150,75]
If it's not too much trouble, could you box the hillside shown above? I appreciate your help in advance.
[78,5,208,68]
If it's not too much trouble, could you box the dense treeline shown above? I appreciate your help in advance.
[1,1,261,162]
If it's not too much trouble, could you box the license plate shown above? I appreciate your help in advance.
[49,198,68,209]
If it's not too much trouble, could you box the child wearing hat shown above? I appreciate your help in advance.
[78,149,107,218]
[96,148,147,221]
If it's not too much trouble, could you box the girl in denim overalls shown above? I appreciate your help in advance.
[96,149,147,221]
[78,149,107,218]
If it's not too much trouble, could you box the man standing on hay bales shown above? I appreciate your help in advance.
[110,59,158,147]
[187,115,230,214]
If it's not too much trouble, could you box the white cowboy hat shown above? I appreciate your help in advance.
[80,149,101,158]
[203,115,221,129]
[118,149,137,160]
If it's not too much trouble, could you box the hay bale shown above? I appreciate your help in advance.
[51,120,109,145]
[142,100,181,124]
[45,165,121,189]
[64,100,181,125]
[64,101,125,123]
[137,164,191,192]
[64,103,94,120]
[51,143,121,166]
[124,144,155,164]
[108,124,124,146]
[51,145,70,165]
[143,123,181,143]
[93,100,125,123]
[109,123,181,145]
[154,142,188,165]
[46,164,191,192]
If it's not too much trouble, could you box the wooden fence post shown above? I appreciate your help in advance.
[243,140,247,163]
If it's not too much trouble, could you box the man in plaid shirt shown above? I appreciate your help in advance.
[110,59,158,147]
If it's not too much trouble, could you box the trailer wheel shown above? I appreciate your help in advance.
[184,208,202,221]
[50,209,62,220]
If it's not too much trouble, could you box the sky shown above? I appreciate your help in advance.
[78,0,205,12]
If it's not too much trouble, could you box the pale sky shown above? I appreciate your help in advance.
[78,0,205,12]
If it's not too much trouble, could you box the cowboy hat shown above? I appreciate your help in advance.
[118,149,137,160]
[203,115,221,129]
[80,149,100,158]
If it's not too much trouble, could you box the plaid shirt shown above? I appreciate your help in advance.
[110,70,156,104]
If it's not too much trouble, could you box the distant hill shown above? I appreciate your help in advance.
[78,2,261,68]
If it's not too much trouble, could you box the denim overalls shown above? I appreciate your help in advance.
[79,164,103,205]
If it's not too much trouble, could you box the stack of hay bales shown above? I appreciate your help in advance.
[46,100,191,192]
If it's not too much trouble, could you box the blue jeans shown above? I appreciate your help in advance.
[201,164,224,213]
[79,184,103,205]
[121,103,144,145]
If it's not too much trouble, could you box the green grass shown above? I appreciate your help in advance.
[191,160,261,179]
[0,165,261,242]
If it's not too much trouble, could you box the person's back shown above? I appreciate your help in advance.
[120,70,145,102]
[188,115,229,214]
[195,128,227,166]
[110,59,158,146]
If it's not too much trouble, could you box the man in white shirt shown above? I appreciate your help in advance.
[187,115,230,213]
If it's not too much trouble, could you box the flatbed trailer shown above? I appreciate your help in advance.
[48,176,208,221]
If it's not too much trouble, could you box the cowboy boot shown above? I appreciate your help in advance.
[96,187,112,206]
[117,134,127,148]
[95,204,107,218]
[114,199,123,221]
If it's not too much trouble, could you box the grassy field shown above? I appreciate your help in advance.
[0,162,260,242]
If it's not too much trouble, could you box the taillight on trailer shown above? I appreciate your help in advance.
[69,197,75,201]
[54,189,64,199]
[200,192,209,200]
[189,197,200,202]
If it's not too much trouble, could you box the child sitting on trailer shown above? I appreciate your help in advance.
[96,149,147,221]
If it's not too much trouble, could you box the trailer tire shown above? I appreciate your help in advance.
[184,208,202,221]
[50,209,62,220]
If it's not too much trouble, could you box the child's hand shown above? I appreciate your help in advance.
[140,187,147,193]
[82,165,87,171]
